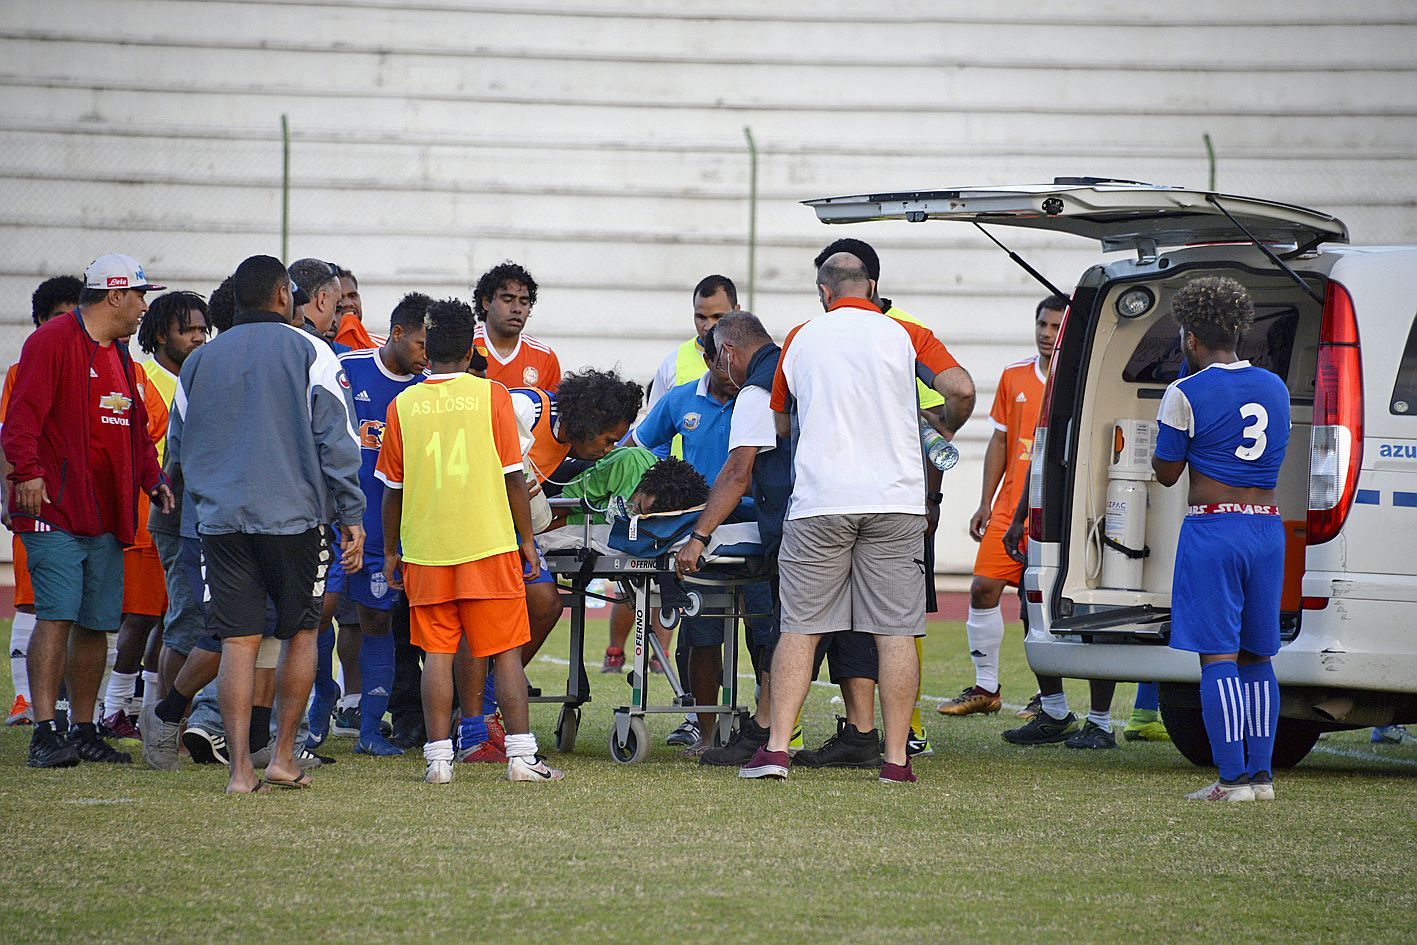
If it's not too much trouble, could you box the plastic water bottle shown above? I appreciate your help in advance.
[920,417,959,471]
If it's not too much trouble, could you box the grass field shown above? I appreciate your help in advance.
[2,614,1416,944]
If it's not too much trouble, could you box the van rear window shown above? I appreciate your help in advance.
[1390,314,1417,416]
[1122,306,1299,384]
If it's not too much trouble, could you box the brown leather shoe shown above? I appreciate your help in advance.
[935,686,1003,716]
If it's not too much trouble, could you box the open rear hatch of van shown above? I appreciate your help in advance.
[805,180,1347,644]
[804,180,1348,256]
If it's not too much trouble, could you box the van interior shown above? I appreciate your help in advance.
[1057,264,1325,638]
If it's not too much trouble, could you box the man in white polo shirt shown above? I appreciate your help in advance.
[738,254,974,784]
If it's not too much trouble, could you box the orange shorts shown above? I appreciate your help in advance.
[13,534,33,607]
[122,546,168,617]
[411,596,531,656]
[973,510,1026,586]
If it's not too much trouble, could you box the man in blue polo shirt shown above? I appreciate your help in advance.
[631,328,746,753]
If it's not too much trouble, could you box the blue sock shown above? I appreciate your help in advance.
[358,632,395,742]
[458,714,488,750]
[1239,661,1279,780]
[1199,661,1247,783]
[482,667,498,717]
[309,628,338,725]
[1135,682,1159,713]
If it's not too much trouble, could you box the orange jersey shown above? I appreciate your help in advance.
[987,356,1046,516]
[474,326,561,392]
[3,365,30,606]
[334,313,385,351]
[0,362,16,421]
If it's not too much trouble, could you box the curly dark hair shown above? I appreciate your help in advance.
[208,276,237,333]
[137,291,210,355]
[634,458,709,513]
[1172,276,1254,350]
[555,368,642,443]
[31,275,83,327]
[424,297,476,363]
[473,261,537,321]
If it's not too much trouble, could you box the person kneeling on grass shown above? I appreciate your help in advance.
[377,298,564,784]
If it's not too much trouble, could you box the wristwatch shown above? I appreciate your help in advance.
[691,531,713,545]
[927,492,944,505]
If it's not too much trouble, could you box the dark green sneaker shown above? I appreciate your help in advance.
[1001,711,1079,745]
[1064,720,1117,750]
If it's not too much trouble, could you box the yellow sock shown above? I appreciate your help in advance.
[910,638,925,734]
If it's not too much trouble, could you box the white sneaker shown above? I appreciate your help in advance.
[1251,780,1276,802]
[1185,780,1255,802]
[507,754,564,782]
[424,759,453,784]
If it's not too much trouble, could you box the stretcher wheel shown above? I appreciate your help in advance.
[608,716,649,765]
[555,705,579,753]
[658,606,681,630]
[682,591,703,618]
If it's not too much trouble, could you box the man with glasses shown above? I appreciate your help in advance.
[3,254,174,768]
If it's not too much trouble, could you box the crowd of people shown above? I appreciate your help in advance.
[2,237,1296,799]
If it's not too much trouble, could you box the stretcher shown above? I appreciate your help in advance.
[541,499,770,764]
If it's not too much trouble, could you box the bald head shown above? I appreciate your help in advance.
[816,252,872,306]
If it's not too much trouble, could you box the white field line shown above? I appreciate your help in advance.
[534,655,1417,768]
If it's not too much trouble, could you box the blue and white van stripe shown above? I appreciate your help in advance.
[1353,489,1417,507]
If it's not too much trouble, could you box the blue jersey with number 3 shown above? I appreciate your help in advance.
[1155,360,1291,489]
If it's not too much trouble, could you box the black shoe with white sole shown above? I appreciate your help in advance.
[182,726,230,765]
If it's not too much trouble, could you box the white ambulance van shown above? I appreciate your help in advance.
[807,181,1417,767]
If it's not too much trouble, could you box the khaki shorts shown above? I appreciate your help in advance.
[778,512,927,638]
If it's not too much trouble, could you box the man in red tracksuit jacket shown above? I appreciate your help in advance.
[2,253,173,769]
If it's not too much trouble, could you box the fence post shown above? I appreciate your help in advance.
[281,114,291,261]
[743,125,758,311]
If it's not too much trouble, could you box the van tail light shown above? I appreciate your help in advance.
[1307,281,1362,546]
[1027,427,1048,541]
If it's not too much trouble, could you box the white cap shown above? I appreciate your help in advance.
[83,253,166,292]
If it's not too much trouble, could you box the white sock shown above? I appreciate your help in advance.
[504,732,538,760]
[9,611,35,701]
[96,637,119,722]
[337,694,361,710]
[1087,709,1112,732]
[965,605,1005,692]
[141,670,161,711]
[423,738,453,763]
[104,671,139,716]
[1041,692,1070,720]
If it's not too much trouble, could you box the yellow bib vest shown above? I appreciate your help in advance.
[142,358,179,463]
[394,374,517,566]
[669,336,708,459]
[883,306,947,411]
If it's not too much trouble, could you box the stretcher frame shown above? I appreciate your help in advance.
[542,499,769,764]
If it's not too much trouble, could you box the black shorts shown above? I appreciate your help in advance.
[811,629,878,684]
[202,528,330,641]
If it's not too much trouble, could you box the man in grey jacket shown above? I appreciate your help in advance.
[167,254,365,793]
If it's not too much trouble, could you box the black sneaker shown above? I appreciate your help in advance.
[182,726,230,765]
[795,717,882,768]
[27,726,80,768]
[1063,720,1117,750]
[389,720,426,750]
[1001,711,1079,746]
[699,714,768,766]
[67,725,132,764]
